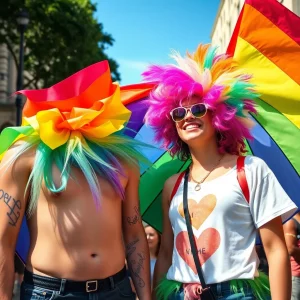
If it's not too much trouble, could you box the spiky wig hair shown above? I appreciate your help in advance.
[143,44,258,160]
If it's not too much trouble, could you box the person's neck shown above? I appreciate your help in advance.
[149,250,157,260]
[189,140,222,170]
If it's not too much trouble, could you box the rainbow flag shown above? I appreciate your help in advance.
[226,0,300,210]
[228,0,300,126]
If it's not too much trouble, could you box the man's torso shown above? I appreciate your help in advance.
[26,163,128,280]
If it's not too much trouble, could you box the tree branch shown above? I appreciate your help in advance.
[23,76,37,89]
[33,79,40,89]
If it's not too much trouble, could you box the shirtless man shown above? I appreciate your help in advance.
[0,61,151,300]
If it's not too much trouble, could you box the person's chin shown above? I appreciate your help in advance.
[182,131,204,142]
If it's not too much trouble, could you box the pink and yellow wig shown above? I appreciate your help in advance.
[0,61,148,216]
[143,44,258,159]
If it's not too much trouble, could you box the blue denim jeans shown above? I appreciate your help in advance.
[20,276,136,299]
[169,281,271,300]
[292,276,300,300]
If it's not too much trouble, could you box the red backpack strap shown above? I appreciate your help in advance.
[237,156,250,203]
[170,171,185,203]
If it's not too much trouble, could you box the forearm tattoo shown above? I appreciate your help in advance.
[126,238,146,288]
[0,189,21,226]
[126,206,141,225]
[126,238,139,257]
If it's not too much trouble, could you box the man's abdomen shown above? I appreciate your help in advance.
[25,180,126,281]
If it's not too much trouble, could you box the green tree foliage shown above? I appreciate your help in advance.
[0,0,120,88]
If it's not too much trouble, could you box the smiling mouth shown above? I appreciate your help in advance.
[184,123,202,130]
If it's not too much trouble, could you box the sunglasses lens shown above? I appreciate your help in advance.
[172,107,186,122]
[191,104,207,118]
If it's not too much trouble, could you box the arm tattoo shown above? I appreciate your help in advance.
[126,238,146,288]
[126,206,141,225]
[0,189,21,226]
[126,238,139,257]
[130,252,146,288]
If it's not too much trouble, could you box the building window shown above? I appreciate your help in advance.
[0,73,6,81]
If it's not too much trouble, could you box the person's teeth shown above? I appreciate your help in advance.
[186,124,199,129]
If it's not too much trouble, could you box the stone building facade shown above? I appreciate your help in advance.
[0,43,17,129]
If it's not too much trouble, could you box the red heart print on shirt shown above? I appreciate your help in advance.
[178,195,217,230]
[176,228,220,274]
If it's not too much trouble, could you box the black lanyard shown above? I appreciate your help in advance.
[183,169,208,288]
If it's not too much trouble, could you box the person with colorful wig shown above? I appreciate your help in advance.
[0,61,152,300]
[142,44,297,300]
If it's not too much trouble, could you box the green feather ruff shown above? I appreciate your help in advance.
[156,272,270,300]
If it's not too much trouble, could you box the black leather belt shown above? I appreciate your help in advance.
[24,266,127,293]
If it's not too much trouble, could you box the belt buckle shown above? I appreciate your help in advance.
[86,280,98,292]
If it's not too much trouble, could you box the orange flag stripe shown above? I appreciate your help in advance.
[239,4,300,84]
[247,0,300,43]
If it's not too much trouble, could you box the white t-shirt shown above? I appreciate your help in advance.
[166,156,297,284]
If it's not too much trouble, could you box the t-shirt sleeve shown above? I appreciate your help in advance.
[249,166,297,229]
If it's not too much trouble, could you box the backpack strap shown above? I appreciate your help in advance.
[169,171,185,203]
[237,156,250,203]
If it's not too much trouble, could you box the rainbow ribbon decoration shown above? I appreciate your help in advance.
[1,61,132,157]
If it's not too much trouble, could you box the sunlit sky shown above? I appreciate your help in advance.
[95,0,220,85]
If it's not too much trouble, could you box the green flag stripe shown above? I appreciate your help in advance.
[139,152,189,214]
[142,194,163,232]
[141,159,190,232]
[244,139,253,155]
[141,159,189,215]
[140,150,168,178]
[253,98,300,174]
